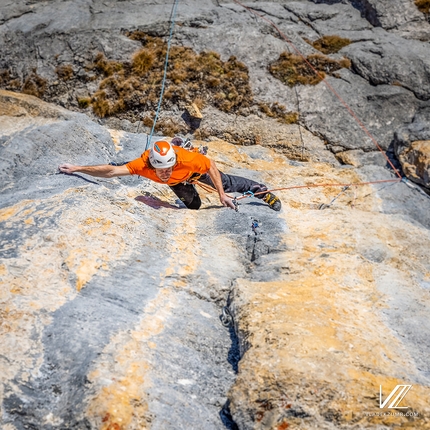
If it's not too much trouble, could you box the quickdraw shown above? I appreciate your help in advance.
[220,306,233,327]
[319,185,350,210]
[232,197,239,212]
[251,219,259,235]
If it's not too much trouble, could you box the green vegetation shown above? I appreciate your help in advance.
[307,35,351,54]
[55,64,74,81]
[259,102,298,124]
[269,52,351,87]
[415,0,430,14]
[0,32,299,137]
[22,72,47,98]
[77,97,91,108]
[0,69,46,96]
[86,32,254,118]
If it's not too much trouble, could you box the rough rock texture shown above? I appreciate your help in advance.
[1,0,430,171]
[394,106,430,188]
[347,0,430,40]
[229,193,430,429]
[1,0,430,429]
[1,90,430,429]
[396,140,430,188]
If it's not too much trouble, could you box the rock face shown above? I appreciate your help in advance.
[0,0,430,170]
[396,140,430,188]
[348,0,430,40]
[394,106,430,188]
[229,205,430,429]
[1,0,430,429]
[1,89,430,429]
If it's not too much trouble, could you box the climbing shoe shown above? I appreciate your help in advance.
[263,192,282,211]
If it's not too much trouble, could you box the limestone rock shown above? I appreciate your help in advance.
[1,2,430,429]
[185,102,203,119]
[229,200,430,429]
[344,34,430,101]
[394,106,430,187]
[335,148,388,167]
[0,0,429,179]
[398,140,430,188]
[347,0,430,40]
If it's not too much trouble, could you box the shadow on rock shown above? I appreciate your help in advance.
[220,399,239,430]
[135,193,180,210]
[181,111,202,131]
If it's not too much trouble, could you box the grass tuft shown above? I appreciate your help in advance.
[269,52,350,87]
[22,72,47,98]
[82,32,254,120]
[91,53,123,77]
[132,49,155,77]
[78,97,91,108]
[259,102,298,124]
[307,35,351,54]
[91,91,112,118]
[415,0,430,14]
[56,64,74,81]
[0,69,10,86]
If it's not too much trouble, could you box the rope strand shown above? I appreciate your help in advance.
[231,0,402,179]
[145,0,181,151]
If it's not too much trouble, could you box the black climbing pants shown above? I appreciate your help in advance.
[169,171,268,210]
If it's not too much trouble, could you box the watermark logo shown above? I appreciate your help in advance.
[379,385,412,409]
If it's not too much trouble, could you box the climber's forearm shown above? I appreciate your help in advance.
[58,163,130,178]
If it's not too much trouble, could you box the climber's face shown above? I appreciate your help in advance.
[155,167,173,182]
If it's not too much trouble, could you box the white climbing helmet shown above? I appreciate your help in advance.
[149,140,177,168]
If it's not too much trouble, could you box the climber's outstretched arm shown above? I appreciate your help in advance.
[58,163,130,178]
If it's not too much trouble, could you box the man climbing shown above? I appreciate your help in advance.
[58,140,281,211]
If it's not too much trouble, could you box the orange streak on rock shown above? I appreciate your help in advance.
[86,289,178,429]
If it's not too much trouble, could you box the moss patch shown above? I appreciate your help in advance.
[22,71,47,98]
[415,0,430,14]
[0,32,300,142]
[56,64,74,81]
[306,35,351,55]
[84,31,254,118]
[77,97,91,109]
[259,102,298,124]
[269,52,351,87]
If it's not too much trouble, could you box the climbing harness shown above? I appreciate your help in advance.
[220,306,233,327]
[145,0,181,151]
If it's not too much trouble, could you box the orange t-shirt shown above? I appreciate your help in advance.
[125,146,211,186]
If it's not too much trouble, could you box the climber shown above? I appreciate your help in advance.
[58,140,282,211]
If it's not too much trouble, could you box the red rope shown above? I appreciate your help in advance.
[196,178,401,202]
[231,0,402,179]
[234,178,401,201]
